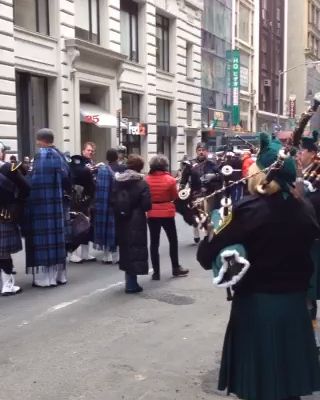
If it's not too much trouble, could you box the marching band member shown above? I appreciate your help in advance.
[179,142,222,243]
[102,149,127,264]
[68,154,96,263]
[69,142,97,264]
[82,141,96,168]
[197,133,320,400]
[0,142,30,295]
[25,129,71,288]
[296,132,320,335]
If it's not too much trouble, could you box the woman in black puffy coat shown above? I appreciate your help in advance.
[112,154,151,293]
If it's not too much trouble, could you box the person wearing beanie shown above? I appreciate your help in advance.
[197,132,320,400]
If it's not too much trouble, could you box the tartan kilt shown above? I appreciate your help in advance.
[0,221,22,255]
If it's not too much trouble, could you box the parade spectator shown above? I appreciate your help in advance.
[146,154,189,280]
[116,145,127,166]
[113,154,151,293]
[106,148,126,174]
[241,150,254,178]
[25,129,71,287]
[0,142,30,295]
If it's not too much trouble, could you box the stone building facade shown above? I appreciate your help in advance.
[0,0,203,170]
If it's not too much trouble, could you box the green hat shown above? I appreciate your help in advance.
[301,130,318,152]
[256,132,296,191]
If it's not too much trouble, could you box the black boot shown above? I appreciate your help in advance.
[172,266,189,277]
[125,273,143,294]
[151,266,160,280]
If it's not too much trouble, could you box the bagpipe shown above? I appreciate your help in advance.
[195,142,296,300]
[302,155,320,193]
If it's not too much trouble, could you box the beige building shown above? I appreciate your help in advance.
[287,0,320,119]
[0,0,203,170]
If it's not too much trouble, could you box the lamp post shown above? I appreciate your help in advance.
[277,61,320,127]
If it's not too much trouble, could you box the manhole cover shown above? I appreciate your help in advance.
[143,292,195,305]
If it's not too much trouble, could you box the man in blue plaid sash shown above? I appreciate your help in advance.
[25,129,71,287]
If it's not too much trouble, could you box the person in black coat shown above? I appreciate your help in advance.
[112,154,151,293]
[197,133,320,400]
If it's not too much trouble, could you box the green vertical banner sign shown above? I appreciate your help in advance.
[226,50,232,112]
[231,49,240,126]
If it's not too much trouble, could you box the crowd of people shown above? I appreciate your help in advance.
[3,120,320,400]
[0,128,204,296]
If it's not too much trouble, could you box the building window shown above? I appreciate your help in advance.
[157,98,170,125]
[186,42,193,79]
[120,0,138,62]
[14,0,49,35]
[122,92,141,154]
[239,4,250,43]
[156,15,170,71]
[75,0,100,44]
[16,72,48,158]
[156,98,172,167]
[240,51,249,91]
[187,103,193,126]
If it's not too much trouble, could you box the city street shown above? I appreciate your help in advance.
[0,216,319,400]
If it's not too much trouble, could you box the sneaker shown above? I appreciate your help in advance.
[83,255,96,262]
[111,252,119,265]
[69,254,83,263]
[172,267,189,277]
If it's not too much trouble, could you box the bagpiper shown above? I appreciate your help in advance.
[0,142,30,295]
[197,132,320,400]
[179,142,222,243]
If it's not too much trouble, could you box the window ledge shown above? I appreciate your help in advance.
[14,26,57,43]
[156,69,175,78]
[186,77,195,82]
[123,59,145,69]
[65,38,127,65]
[185,126,200,132]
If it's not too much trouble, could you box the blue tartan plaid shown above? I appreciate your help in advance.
[93,165,115,250]
[25,147,69,269]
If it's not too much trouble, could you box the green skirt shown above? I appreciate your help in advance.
[218,292,320,400]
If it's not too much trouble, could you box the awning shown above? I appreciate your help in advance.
[80,103,127,128]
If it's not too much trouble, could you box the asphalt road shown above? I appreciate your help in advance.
[0,216,319,400]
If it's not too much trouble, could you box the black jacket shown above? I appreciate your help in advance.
[197,193,320,294]
[0,162,30,204]
[190,159,222,193]
[113,170,152,275]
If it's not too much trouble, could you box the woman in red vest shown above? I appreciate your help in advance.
[146,155,189,280]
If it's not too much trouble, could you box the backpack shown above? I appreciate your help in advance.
[113,187,133,219]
